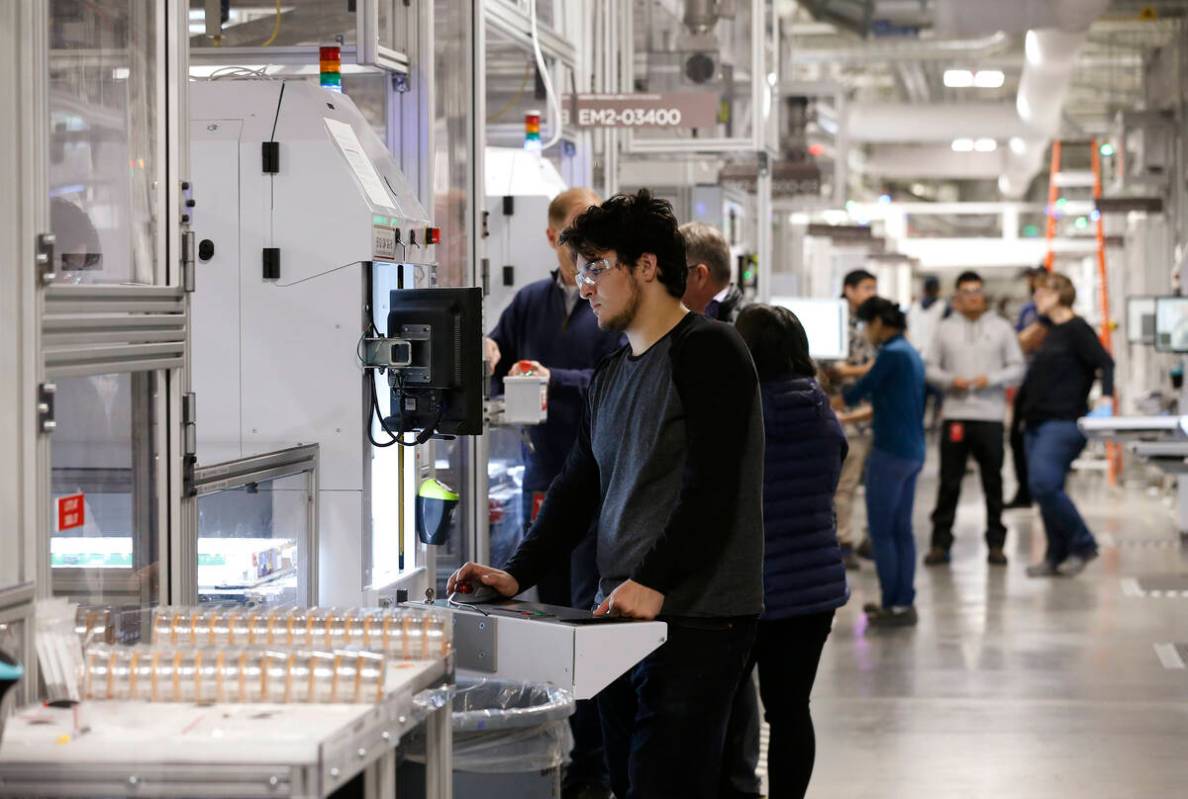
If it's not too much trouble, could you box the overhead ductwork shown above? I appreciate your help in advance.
[998,28,1093,197]
[841,0,1112,197]
[934,0,1112,39]
[861,144,1006,180]
[848,103,1037,143]
[789,31,1010,64]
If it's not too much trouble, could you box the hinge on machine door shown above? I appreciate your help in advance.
[37,383,56,435]
[183,392,197,496]
[36,233,56,286]
[182,230,196,292]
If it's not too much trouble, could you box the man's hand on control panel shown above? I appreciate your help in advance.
[447,562,520,599]
[593,579,664,621]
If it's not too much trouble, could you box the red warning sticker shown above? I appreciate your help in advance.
[57,493,85,532]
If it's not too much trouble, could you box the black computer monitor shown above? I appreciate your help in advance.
[385,287,483,436]
[1154,296,1188,353]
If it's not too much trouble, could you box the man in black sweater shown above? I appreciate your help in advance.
[448,189,765,799]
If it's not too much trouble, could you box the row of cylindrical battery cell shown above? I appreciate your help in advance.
[82,643,387,705]
[150,607,452,661]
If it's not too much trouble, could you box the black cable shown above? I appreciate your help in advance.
[367,375,399,448]
[269,82,286,141]
[374,370,422,448]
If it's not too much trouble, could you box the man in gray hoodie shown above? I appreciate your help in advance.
[923,271,1025,566]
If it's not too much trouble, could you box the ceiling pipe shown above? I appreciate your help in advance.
[848,102,1038,142]
[788,31,1010,63]
[861,144,1006,179]
[839,0,1112,196]
[998,28,1094,197]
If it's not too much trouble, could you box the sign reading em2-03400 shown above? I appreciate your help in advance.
[562,92,719,129]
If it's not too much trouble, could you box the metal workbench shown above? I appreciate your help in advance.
[0,658,453,798]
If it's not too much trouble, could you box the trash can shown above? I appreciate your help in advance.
[397,679,575,799]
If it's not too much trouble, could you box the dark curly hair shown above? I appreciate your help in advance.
[558,189,687,299]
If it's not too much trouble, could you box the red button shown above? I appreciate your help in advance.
[425,226,441,244]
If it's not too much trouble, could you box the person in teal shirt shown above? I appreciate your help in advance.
[843,297,925,626]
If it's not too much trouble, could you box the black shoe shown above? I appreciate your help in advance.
[841,550,862,571]
[923,547,951,566]
[856,538,874,560]
[863,601,882,614]
[987,548,1009,566]
[1004,495,1032,509]
[867,606,918,627]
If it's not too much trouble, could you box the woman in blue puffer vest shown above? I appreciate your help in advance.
[727,304,850,799]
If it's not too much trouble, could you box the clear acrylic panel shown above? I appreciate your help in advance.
[187,0,355,48]
[433,0,473,290]
[430,0,478,594]
[50,373,158,607]
[430,438,470,595]
[487,427,526,571]
[342,72,390,143]
[49,0,162,285]
[196,472,310,609]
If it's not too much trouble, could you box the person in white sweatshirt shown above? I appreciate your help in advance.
[908,275,948,429]
[922,271,1025,566]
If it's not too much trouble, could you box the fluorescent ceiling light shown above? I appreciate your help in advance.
[943,69,974,88]
[945,69,1004,89]
[973,70,1005,88]
[974,138,998,152]
[951,138,975,152]
[1009,137,1026,155]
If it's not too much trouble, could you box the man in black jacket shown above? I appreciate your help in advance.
[449,189,765,799]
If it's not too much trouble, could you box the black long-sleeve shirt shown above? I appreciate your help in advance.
[503,312,765,617]
[1018,316,1114,423]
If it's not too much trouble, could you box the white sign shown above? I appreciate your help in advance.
[561,92,719,129]
[372,225,397,262]
[324,117,396,211]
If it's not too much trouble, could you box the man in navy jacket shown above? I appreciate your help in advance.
[486,187,622,799]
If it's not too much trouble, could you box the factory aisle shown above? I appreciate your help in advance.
[805,454,1188,798]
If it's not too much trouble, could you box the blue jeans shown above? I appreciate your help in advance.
[598,616,757,799]
[865,448,923,609]
[1025,420,1097,565]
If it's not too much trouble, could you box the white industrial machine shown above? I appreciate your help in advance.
[190,80,434,606]
[435,600,667,701]
[482,146,568,326]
